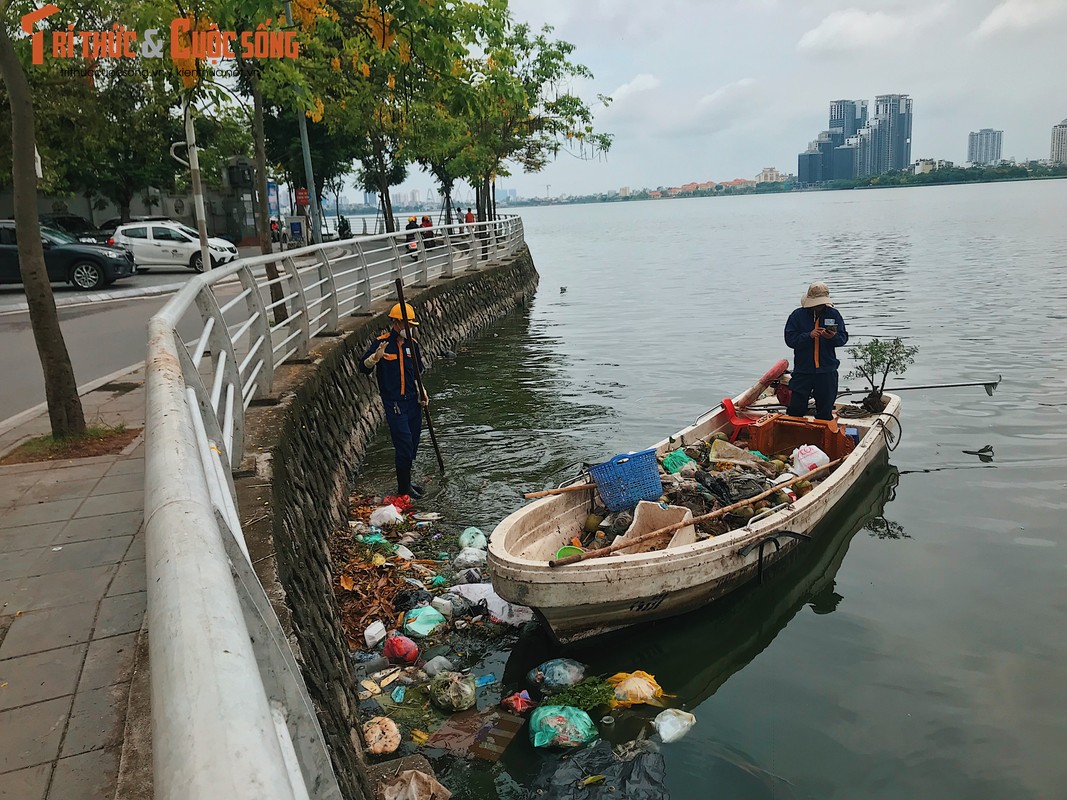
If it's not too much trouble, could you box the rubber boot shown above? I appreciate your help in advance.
[397,465,412,497]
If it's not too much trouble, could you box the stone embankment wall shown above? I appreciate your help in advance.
[234,246,538,799]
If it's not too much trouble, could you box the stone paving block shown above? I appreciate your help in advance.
[0,643,85,711]
[0,549,41,582]
[9,462,112,485]
[0,763,50,800]
[75,491,143,520]
[1,538,131,582]
[79,633,137,691]
[0,696,68,773]
[106,560,146,598]
[19,478,103,506]
[0,603,97,660]
[3,499,85,529]
[93,593,146,640]
[60,682,129,757]
[104,458,143,477]
[47,747,119,800]
[91,472,143,497]
[7,564,117,613]
[0,522,66,553]
[0,481,29,509]
[123,532,145,563]
[55,511,143,545]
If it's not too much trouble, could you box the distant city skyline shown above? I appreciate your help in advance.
[969,129,1004,165]
[1052,119,1067,165]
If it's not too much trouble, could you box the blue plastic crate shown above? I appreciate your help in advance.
[589,448,663,512]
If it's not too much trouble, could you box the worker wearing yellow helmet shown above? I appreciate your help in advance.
[358,302,429,498]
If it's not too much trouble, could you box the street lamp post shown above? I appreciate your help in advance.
[284,2,323,244]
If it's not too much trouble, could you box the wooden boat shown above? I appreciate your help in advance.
[488,375,902,644]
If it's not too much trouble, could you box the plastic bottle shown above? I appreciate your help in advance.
[423,655,454,677]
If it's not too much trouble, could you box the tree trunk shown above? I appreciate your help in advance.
[0,23,86,437]
[250,72,288,324]
[491,178,497,221]
[443,183,453,224]
[380,182,395,233]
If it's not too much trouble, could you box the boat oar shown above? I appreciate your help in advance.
[839,376,1001,398]
[394,278,445,473]
[548,458,845,568]
[523,483,597,500]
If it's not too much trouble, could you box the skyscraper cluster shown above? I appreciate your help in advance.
[798,95,913,185]
[1052,119,1067,165]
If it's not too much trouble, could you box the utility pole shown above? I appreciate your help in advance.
[174,96,213,272]
[284,2,322,244]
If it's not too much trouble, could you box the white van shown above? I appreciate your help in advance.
[111,221,238,271]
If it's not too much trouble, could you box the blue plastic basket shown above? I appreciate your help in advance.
[588,448,663,512]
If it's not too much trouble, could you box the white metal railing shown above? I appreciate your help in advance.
[144,217,525,799]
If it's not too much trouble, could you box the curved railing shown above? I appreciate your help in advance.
[144,218,525,799]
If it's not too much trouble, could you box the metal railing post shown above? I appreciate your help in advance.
[194,289,245,468]
[238,265,275,400]
[419,232,430,285]
[282,255,312,359]
[443,227,455,278]
[353,242,373,314]
[316,250,340,333]
[388,235,406,287]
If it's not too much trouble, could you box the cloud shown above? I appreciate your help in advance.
[609,73,661,105]
[974,0,1066,37]
[798,6,948,53]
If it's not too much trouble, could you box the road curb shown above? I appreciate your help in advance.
[0,360,146,439]
[0,282,187,315]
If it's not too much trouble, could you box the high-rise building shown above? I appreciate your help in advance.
[829,100,868,143]
[363,191,377,206]
[870,94,913,174]
[968,129,1003,165]
[1052,119,1067,165]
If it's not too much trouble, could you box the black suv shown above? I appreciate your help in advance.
[39,213,109,243]
[0,222,136,290]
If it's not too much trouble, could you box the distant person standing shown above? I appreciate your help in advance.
[783,282,848,420]
[358,303,429,498]
[464,208,475,225]
[420,215,436,248]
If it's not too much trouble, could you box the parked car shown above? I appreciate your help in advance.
[0,222,136,289]
[110,221,238,271]
[39,213,109,243]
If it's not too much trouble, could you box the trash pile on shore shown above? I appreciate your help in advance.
[327,492,697,799]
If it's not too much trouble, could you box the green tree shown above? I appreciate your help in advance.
[847,338,918,411]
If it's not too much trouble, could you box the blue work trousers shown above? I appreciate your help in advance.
[786,371,838,420]
[385,397,423,471]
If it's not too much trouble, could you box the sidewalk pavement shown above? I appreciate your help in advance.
[0,367,149,800]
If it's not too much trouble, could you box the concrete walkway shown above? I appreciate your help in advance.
[0,369,148,800]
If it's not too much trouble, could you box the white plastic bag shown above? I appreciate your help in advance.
[447,582,535,626]
[790,444,829,476]
[363,620,386,649]
[653,708,696,743]
[370,504,405,528]
[458,527,488,550]
[453,547,487,569]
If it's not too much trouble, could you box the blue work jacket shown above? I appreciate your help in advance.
[358,329,425,402]
[784,307,849,374]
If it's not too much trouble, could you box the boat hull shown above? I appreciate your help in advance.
[489,395,900,644]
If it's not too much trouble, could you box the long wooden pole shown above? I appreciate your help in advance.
[548,457,844,567]
[395,279,445,473]
[523,483,596,500]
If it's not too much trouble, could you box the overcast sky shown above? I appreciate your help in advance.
[390,0,1067,201]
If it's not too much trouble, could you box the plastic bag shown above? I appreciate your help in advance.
[653,708,696,743]
[529,705,598,748]
[454,568,483,585]
[526,739,667,799]
[709,438,765,464]
[791,444,830,476]
[363,620,387,649]
[527,658,587,695]
[453,547,487,569]
[404,606,446,638]
[428,671,477,712]
[383,634,420,665]
[393,589,433,613]
[379,769,452,800]
[501,690,537,715]
[447,583,535,626]
[458,527,488,550]
[370,504,405,528]
[605,671,667,708]
[362,716,401,755]
[661,450,695,474]
[423,655,454,677]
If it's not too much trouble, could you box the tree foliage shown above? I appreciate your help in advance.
[847,338,919,395]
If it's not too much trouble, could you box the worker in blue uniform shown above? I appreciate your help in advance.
[359,303,429,498]
[784,282,848,420]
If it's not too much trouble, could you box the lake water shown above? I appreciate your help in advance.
[356,180,1067,799]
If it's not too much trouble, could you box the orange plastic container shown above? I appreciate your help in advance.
[748,415,855,461]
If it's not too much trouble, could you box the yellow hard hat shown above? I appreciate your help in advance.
[408,215,417,222]
[388,302,418,325]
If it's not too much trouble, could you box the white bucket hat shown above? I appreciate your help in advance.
[801,281,834,308]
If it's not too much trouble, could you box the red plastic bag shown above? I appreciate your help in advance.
[383,634,419,665]
[501,690,537,715]
[384,495,414,514]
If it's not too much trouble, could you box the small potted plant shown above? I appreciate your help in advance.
[846,337,918,412]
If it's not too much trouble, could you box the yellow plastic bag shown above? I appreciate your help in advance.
[605,671,669,708]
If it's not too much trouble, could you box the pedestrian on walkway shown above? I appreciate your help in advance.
[464,208,475,225]
[783,281,848,420]
[359,303,429,498]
